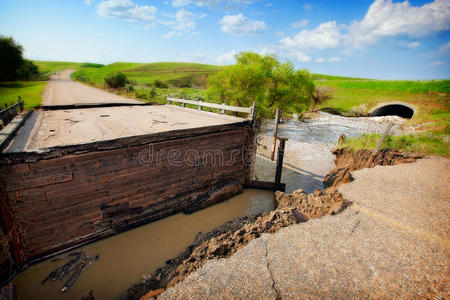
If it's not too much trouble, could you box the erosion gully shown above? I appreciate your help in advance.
[13,112,405,300]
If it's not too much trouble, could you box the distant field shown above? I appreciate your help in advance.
[0,81,47,109]
[72,62,223,86]
[33,61,87,73]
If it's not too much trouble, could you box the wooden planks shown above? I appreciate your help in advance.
[0,122,255,264]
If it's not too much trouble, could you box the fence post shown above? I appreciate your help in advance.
[270,108,281,161]
[275,137,288,191]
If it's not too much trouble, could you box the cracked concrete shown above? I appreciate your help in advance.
[159,157,449,299]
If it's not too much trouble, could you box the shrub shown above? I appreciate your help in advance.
[168,76,194,88]
[126,85,135,92]
[154,79,168,88]
[81,63,104,68]
[104,72,127,88]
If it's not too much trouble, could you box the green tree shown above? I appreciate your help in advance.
[0,36,39,81]
[207,51,315,121]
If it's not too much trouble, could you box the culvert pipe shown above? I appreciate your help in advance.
[369,103,414,119]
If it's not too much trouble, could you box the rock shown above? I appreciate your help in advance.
[323,167,353,190]
[141,273,152,281]
[313,189,322,197]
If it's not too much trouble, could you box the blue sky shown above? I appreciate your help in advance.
[0,0,449,79]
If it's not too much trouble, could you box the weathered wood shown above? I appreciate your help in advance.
[275,137,288,191]
[246,180,285,192]
[167,97,252,115]
[0,121,255,264]
[270,109,281,161]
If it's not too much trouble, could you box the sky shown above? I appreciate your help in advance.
[0,0,449,79]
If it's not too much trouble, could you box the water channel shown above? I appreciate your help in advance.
[13,112,406,299]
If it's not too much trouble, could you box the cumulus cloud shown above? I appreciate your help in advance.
[97,0,157,22]
[217,49,237,65]
[219,14,267,36]
[280,21,341,50]
[346,0,450,48]
[329,56,341,62]
[315,57,325,63]
[407,41,420,48]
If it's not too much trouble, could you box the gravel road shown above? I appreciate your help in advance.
[41,70,142,105]
[160,157,450,299]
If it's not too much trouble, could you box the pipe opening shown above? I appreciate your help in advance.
[369,104,414,119]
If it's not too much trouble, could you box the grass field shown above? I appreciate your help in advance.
[0,81,47,109]
[72,62,223,86]
[341,132,450,157]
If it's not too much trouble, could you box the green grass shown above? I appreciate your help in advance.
[72,62,223,86]
[33,61,86,73]
[341,132,450,157]
[0,81,47,109]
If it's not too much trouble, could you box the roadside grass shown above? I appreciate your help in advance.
[0,81,47,109]
[341,132,450,157]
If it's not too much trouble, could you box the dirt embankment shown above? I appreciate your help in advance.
[122,148,422,300]
[324,148,423,190]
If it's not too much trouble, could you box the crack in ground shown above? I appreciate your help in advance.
[263,238,282,300]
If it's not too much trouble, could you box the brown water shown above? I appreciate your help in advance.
[13,189,274,300]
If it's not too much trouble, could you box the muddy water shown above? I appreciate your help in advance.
[254,112,406,193]
[13,189,274,300]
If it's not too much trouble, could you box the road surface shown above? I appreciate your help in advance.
[161,157,450,299]
[41,70,142,106]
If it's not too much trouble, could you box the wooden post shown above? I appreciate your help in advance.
[270,108,281,161]
[199,104,203,111]
[365,121,394,167]
[250,101,256,121]
[221,103,226,114]
[182,103,186,107]
[275,137,288,191]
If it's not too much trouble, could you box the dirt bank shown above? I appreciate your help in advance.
[121,189,349,299]
[324,148,423,190]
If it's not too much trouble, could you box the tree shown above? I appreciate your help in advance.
[207,51,315,122]
[104,72,127,88]
[311,85,333,112]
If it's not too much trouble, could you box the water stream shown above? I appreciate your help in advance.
[13,112,405,299]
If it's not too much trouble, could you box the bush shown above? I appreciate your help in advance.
[168,76,194,88]
[126,84,135,92]
[104,72,127,88]
[154,79,168,88]
[81,63,104,68]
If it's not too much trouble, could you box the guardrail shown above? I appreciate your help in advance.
[0,97,24,129]
[167,96,256,120]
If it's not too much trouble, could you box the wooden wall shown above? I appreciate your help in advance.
[0,122,254,266]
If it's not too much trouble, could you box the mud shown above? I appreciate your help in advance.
[324,148,423,190]
[122,189,349,300]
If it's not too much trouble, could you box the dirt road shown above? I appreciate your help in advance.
[41,70,142,105]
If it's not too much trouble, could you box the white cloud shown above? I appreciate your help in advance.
[315,57,325,63]
[97,0,156,22]
[291,19,309,29]
[162,30,181,39]
[429,60,444,66]
[173,9,197,31]
[171,0,254,8]
[347,0,450,48]
[85,0,93,5]
[219,14,267,36]
[329,56,341,62]
[217,50,236,65]
[281,21,341,50]
[407,41,420,48]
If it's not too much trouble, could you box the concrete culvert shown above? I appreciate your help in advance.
[369,103,414,119]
